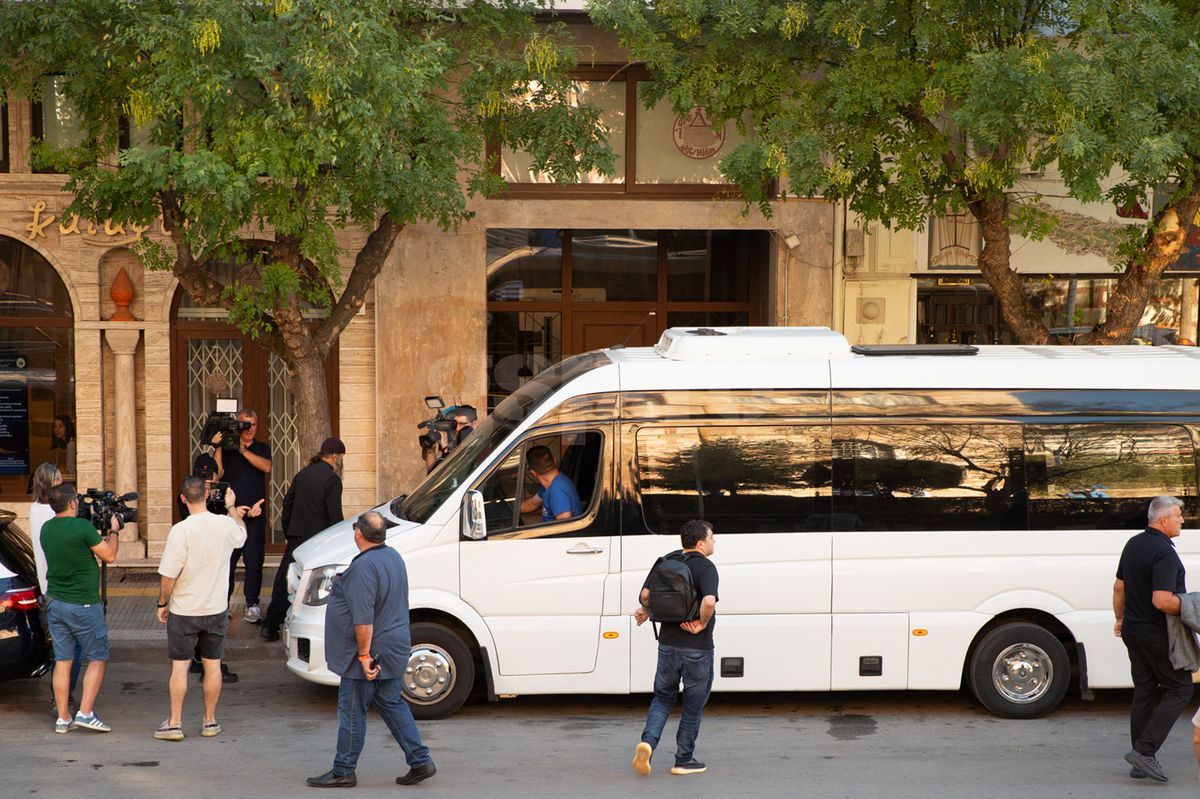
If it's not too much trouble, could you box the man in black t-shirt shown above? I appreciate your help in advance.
[214,409,271,624]
[632,520,719,778]
[1114,495,1192,783]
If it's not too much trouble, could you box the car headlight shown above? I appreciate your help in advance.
[286,561,303,598]
[302,564,347,607]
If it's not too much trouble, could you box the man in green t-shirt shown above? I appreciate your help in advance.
[41,483,119,734]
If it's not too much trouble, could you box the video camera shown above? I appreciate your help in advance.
[207,481,230,515]
[417,396,460,451]
[200,397,251,451]
[76,488,138,532]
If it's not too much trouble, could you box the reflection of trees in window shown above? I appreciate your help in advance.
[832,425,1024,531]
[637,426,830,534]
[1025,425,1197,530]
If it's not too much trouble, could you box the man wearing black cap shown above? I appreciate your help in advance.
[261,437,346,642]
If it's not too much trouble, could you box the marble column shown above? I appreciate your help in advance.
[104,329,141,545]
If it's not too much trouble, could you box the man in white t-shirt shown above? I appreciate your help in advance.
[152,476,247,741]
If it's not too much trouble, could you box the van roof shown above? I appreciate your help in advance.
[600,327,1200,391]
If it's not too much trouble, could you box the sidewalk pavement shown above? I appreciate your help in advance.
[102,566,282,656]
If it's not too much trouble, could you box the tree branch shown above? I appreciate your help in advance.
[314,212,405,353]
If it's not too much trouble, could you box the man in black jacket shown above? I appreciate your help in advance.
[261,437,345,641]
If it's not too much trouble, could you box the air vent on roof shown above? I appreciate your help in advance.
[653,326,851,360]
[851,344,979,356]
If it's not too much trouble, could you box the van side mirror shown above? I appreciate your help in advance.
[461,490,486,540]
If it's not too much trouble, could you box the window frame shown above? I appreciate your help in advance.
[491,65,763,200]
[470,424,609,540]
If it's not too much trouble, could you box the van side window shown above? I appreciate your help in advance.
[474,429,604,539]
[831,424,1025,531]
[636,425,832,534]
[1025,424,1198,530]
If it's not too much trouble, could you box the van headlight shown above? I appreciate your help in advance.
[302,564,347,607]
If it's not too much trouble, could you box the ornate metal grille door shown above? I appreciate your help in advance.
[267,352,301,544]
[186,339,244,470]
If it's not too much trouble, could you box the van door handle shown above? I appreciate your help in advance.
[566,544,604,555]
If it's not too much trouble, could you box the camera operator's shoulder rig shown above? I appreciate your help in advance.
[77,488,138,531]
[201,409,253,452]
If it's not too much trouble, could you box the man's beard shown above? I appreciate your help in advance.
[332,456,344,478]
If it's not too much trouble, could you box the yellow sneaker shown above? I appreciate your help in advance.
[632,742,652,776]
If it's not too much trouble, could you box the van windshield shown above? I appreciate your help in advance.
[400,351,611,524]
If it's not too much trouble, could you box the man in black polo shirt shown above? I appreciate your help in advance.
[214,408,271,624]
[1114,495,1192,783]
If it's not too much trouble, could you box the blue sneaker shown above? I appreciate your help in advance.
[73,712,111,733]
[54,717,73,734]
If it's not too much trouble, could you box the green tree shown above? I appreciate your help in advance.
[0,0,612,454]
[589,0,1200,344]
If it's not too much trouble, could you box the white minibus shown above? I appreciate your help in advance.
[284,327,1200,719]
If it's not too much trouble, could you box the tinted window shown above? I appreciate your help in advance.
[831,425,1025,531]
[637,425,831,534]
[1025,424,1198,530]
[0,516,36,584]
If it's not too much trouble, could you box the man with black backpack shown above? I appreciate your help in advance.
[632,519,719,777]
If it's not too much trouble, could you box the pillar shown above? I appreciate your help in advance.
[104,328,141,546]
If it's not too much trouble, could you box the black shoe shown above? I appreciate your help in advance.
[306,770,357,788]
[260,626,281,642]
[1123,751,1167,782]
[670,760,707,775]
[188,659,202,674]
[198,663,239,683]
[396,763,436,785]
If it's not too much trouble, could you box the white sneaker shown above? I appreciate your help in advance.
[243,605,262,624]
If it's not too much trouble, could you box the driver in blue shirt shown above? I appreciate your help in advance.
[520,445,582,523]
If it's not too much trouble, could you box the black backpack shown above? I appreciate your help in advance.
[645,551,698,636]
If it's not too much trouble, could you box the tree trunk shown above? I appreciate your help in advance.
[968,194,1052,345]
[286,348,331,460]
[1081,177,1200,345]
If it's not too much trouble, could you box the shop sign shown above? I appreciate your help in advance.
[22,200,170,247]
[0,354,27,370]
[672,107,727,160]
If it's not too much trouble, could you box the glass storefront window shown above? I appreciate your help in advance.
[571,230,658,302]
[502,80,626,184]
[486,229,564,302]
[667,230,755,302]
[635,83,749,185]
[0,237,74,496]
[487,311,563,413]
[916,276,1200,346]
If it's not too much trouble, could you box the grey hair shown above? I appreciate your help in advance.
[1148,496,1184,524]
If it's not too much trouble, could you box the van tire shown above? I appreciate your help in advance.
[403,622,475,719]
[968,622,1069,719]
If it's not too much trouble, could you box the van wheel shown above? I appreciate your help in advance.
[968,622,1069,719]
[403,622,475,720]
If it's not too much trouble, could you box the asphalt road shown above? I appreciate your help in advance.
[4,647,1199,798]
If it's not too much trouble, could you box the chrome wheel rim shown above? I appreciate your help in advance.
[992,642,1053,704]
[404,644,456,705]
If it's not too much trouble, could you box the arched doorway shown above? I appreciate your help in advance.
[0,235,75,499]
[169,264,339,549]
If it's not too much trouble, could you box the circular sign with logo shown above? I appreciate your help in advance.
[673,107,726,160]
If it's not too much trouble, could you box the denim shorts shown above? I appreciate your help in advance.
[167,611,228,661]
[45,599,110,663]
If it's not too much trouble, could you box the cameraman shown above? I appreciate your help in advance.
[41,483,120,734]
[452,405,478,441]
[213,409,271,624]
[420,405,479,474]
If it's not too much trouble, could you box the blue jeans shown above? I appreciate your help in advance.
[332,677,432,776]
[641,644,714,765]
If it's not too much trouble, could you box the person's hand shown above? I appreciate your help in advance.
[247,499,265,518]
[109,514,121,533]
[363,660,380,681]
[211,432,223,446]
[1113,619,1122,637]
[225,487,238,509]
[679,618,707,634]
[634,607,649,626]
[156,605,168,624]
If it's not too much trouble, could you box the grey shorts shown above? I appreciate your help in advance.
[166,611,228,661]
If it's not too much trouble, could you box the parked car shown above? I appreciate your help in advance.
[0,509,51,680]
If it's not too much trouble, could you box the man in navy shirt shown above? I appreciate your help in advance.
[306,512,435,788]
[1114,495,1192,783]
[520,445,582,523]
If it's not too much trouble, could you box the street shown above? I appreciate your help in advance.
[4,642,1199,798]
